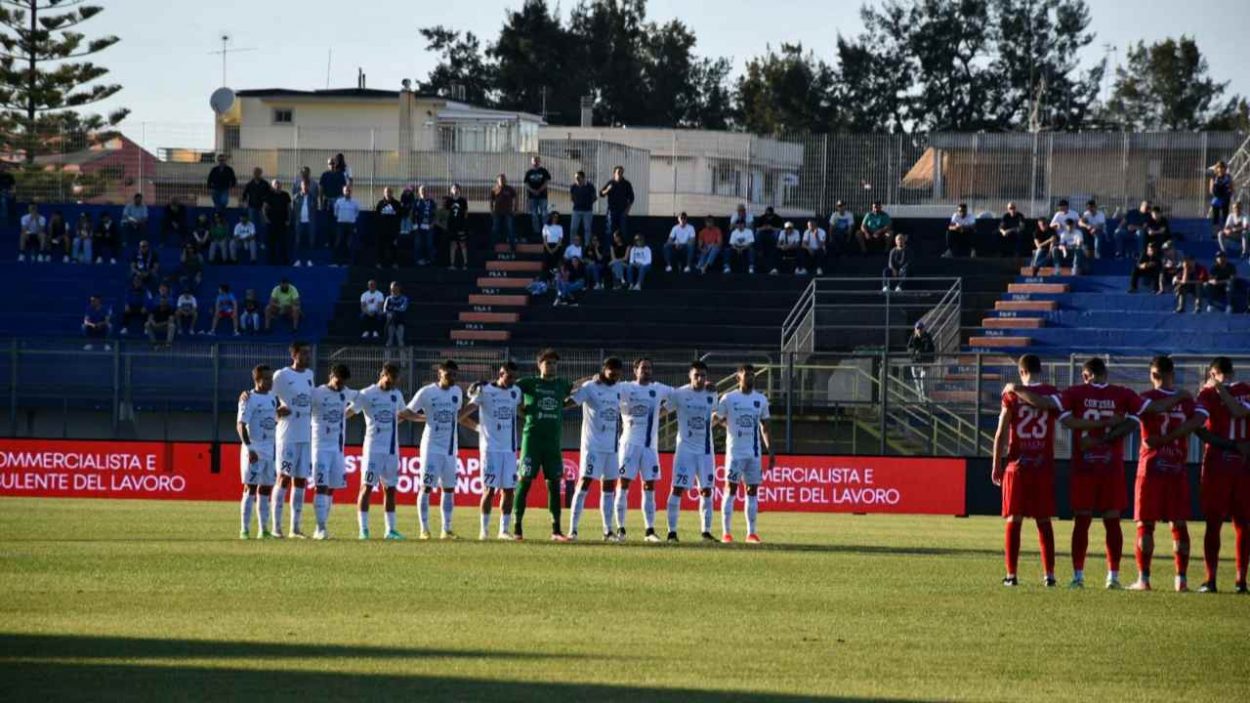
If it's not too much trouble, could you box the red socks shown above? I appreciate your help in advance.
[1038,520,1056,575]
[1004,520,1022,575]
[1204,519,1222,584]
[1071,514,1092,571]
[1171,524,1189,578]
[1104,518,1123,573]
[1136,524,1153,578]
[1235,521,1248,585]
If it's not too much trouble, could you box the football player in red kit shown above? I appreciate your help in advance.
[1194,357,1250,593]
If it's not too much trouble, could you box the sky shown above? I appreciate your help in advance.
[65,0,1250,148]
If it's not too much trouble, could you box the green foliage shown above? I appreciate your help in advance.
[736,44,838,134]
[1103,36,1243,131]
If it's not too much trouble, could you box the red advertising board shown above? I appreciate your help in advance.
[0,439,966,515]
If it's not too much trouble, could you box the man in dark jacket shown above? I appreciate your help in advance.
[906,321,936,399]
[264,180,292,265]
[242,167,272,242]
[375,187,402,269]
[598,165,634,252]
[207,154,237,211]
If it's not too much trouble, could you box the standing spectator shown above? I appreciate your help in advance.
[72,213,94,264]
[828,201,854,256]
[397,185,415,263]
[906,322,936,400]
[1173,256,1207,313]
[523,155,552,238]
[444,183,469,270]
[332,185,362,266]
[882,233,911,292]
[47,210,70,262]
[1078,199,1107,259]
[663,212,696,273]
[233,212,258,263]
[119,276,151,335]
[93,212,118,264]
[265,278,302,332]
[190,214,211,254]
[857,201,893,255]
[943,202,976,258]
[599,166,634,248]
[608,231,629,289]
[998,202,1026,257]
[1055,219,1085,275]
[774,221,802,275]
[0,162,13,227]
[291,177,317,267]
[319,157,347,215]
[1129,242,1163,293]
[1204,252,1239,314]
[332,153,352,182]
[264,179,292,265]
[384,281,408,347]
[489,174,518,250]
[554,257,588,306]
[1028,218,1058,277]
[800,218,828,275]
[239,289,262,334]
[582,236,606,290]
[18,204,46,261]
[130,240,160,288]
[163,196,187,246]
[374,186,401,269]
[569,170,596,243]
[1219,201,1248,259]
[541,211,565,274]
[121,193,149,247]
[175,288,199,335]
[241,168,271,244]
[208,283,239,336]
[1209,160,1234,241]
[208,211,232,264]
[207,154,237,211]
[178,242,205,293]
[359,279,385,340]
[411,185,437,266]
[81,295,111,350]
[1113,200,1150,259]
[625,234,652,291]
[725,219,756,274]
[1144,206,1172,252]
[144,285,176,346]
[695,216,723,275]
[754,206,783,273]
[563,234,584,262]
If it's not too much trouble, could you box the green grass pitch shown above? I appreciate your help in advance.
[1,497,1247,702]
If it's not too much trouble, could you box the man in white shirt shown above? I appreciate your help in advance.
[333,185,362,266]
[667,361,718,542]
[773,221,802,275]
[1057,219,1085,275]
[714,363,774,544]
[568,357,625,541]
[626,234,652,290]
[1220,202,1248,259]
[801,219,828,275]
[18,204,46,262]
[359,279,385,340]
[309,364,358,540]
[725,220,756,274]
[271,341,316,538]
[237,364,279,539]
[234,213,258,263]
[1079,199,1108,260]
[728,203,754,230]
[461,361,524,540]
[943,202,977,258]
[828,200,854,255]
[563,234,584,262]
[663,212,697,273]
[404,360,464,540]
[1049,199,1079,235]
[616,358,673,541]
[348,363,408,540]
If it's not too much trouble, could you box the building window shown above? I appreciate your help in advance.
[272,108,293,124]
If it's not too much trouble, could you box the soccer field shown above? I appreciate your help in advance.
[1,498,1246,702]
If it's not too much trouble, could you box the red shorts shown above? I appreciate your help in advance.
[1200,468,1250,520]
[1002,468,1056,518]
[218,311,235,319]
[1134,473,1190,523]
[1069,469,1127,513]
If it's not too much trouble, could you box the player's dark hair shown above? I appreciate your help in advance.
[331,363,350,380]
[603,356,624,370]
[1210,356,1234,376]
[252,364,270,380]
[690,360,708,372]
[738,362,755,373]
[1150,355,1174,376]
[1082,358,1107,378]
[438,359,459,372]
[500,360,518,372]
[381,362,400,378]
[289,340,310,355]
[1018,354,1042,374]
[537,348,560,363]
[633,356,651,368]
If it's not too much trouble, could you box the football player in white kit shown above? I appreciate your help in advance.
[569,357,625,541]
[403,359,464,540]
[271,341,315,538]
[309,363,358,540]
[667,361,719,542]
[460,361,524,540]
[713,363,775,544]
[617,357,673,542]
[237,365,278,539]
[348,362,408,540]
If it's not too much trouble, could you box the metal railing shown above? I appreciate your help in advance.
[780,277,962,355]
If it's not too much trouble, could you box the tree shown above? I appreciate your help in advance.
[418,26,496,107]
[491,0,585,122]
[567,0,649,127]
[0,0,126,164]
[835,1,914,133]
[736,43,837,134]
[639,19,732,129]
[904,0,995,131]
[1103,37,1240,131]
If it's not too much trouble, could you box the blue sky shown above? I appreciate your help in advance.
[75,0,1250,147]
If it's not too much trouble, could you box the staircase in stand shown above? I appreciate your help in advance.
[450,243,543,345]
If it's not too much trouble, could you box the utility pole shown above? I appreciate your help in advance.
[208,34,255,86]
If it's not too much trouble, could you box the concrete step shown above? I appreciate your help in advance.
[968,336,1031,348]
[486,260,544,273]
[1007,282,1069,294]
[468,293,528,307]
[477,276,532,289]
[981,317,1045,329]
[1018,267,1073,276]
[995,300,1058,312]
[494,243,545,255]
[450,329,511,342]
[459,311,520,324]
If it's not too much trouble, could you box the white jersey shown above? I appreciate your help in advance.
[716,389,770,459]
[349,384,406,457]
[236,389,279,454]
[408,383,463,458]
[272,366,315,443]
[618,381,672,450]
[670,384,717,457]
[468,382,521,453]
[571,379,624,452]
[310,384,358,454]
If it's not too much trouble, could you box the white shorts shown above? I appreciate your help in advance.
[278,441,312,479]
[312,449,347,490]
[420,451,458,490]
[580,449,618,480]
[618,444,661,482]
[673,450,715,491]
[362,454,400,488]
[480,451,517,490]
[726,457,762,486]
[240,447,276,487]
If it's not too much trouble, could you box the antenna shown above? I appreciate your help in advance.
[207,34,256,86]
[325,49,333,89]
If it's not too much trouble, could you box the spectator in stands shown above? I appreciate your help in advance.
[397,185,415,263]
[332,153,352,181]
[1129,241,1163,294]
[81,295,111,350]
[178,243,204,294]
[18,204,45,262]
[207,154,237,211]
[541,211,565,274]
[242,168,271,243]
[582,236,605,290]
[119,276,151,335]
[1145,206,1172,252]
[943,202,977,259]
[264,179,292,266]
[754,206,783,273]
[490,174,518,250]
[0,162,13,226]
[130,240,159,288]
[320,157,347,215]
[696,215,723,275]
[384,281,408,347]
[1204,252,1239,314]
[1055,218,1085,275]
[626,234,652,291]
[233,212,258,263]
[883,233,911,292]
[608,231,629,289]
[554,257,588,307]
[121,193,149,247]
[1049,199,1078,237]
[47,210,70,262]
[411,185,437,266]
[1029,218,1058,277]
[858,201,892,255]
[828,201,854,256]
[1173,255,1207,314]
[1160,241,1181,284]
[93,212,118,264]
[1209,160,1234,241]
[570,170,596,245]
[774,221,801,275]
[599,166,634,246]
[374,186,401,269]
[445,183,469,270]
[359,278,385,340]
[1220,201,1248,259]
[163,197,187,246]
[175,288,198,336]
[333,185,361,267]
[1079,199,1107,259]
[564,234,584,262]
[800,218,827,275]
[524,155,552,238]
[208,283,239,336]
[190,214,210,254]
[1114,200,1150,259]
[729,203,754,230]
[145,285,176,346]
[72,213,93,264]
[291,168,319,267]
[906,321,936,399]
[265,278,301,332]
[725,219,756,274]
[997,202,1026,257]
[208,211,232,264]
[240,289,262,334]
[663,212,696,273]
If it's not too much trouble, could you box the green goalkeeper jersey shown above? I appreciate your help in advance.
[516,376,572,449]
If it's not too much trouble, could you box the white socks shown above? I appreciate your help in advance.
[291,486,305,532]
[357,509,369,534]
[745,494,759,535]
[500,513,513,535]
[666,493,681,534]
[601,491,615,533]
[721,490,734,535]
[418,492,431,532]
[241,492,254,533]
[384,510,397,533]
[570,486,588,534]
[271,485,286,532]
[642,489,656,530]
[440,492,454,533]
[480,511,490,536]
[615,489,629,532]
[313,494,332,532]
[258,493,271,531]
[699,494,713,533]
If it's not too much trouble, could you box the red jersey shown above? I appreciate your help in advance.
[1196,382,1250,473]
[1059,382,1141,474]
[1136,388,1196,477]
[1002,383,1061,473]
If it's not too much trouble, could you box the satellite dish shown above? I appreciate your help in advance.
[210,87,236,115]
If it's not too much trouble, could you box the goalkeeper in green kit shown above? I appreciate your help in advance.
[514,348,576,541]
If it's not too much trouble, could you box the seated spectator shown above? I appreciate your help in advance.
[695,216,723,275]
[1049,199,1078,237]
[178,243,205,294]
[998,202,1026,257]
[93,212,119,264]
[119,275,151,335]
[384,282,408,347]
[754,206,783,272]
[828,201,854,256]
[564,234,584,262]
[1204,252,1240,314]
[72,213,94,264]
[1173,255,1207,314]
[582,237,606,290]
[163,196,187,245]
[18,204,45,262]
[81,295,111,350]
[1129,242,1163,293]
[144,285,176,346]
[882,233,911,292]
[1079,199,1107,259]
[265,278,301,332]
[857,201,892,254]
[541,211,565,273]
[374,186,401,269]
[1159,241,1181,283]
[233,213,258,263]
[1145,206,1172,251]
[1029,219,1058,277]
[1220,202,1248,259]
[663,212,696,273]
[240,289,262,334]
[121,193,149,247]
[333,185,362,266]
[625,234,652,291]
[1055,219,1085,275]
[175,289,198,335]
[607,231,629,289]
[208,211,232,263]
[943,202,976,258]
[774,221,801,274]
[360,279,385,340]
[45,210,71,262]
[130,240,159,288]
[554,257,588,306]
[728,203,754,230]
[208,283,239,336]
[1114,200,1151,259]
[725,220,756,274]
[800,219,827,275]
